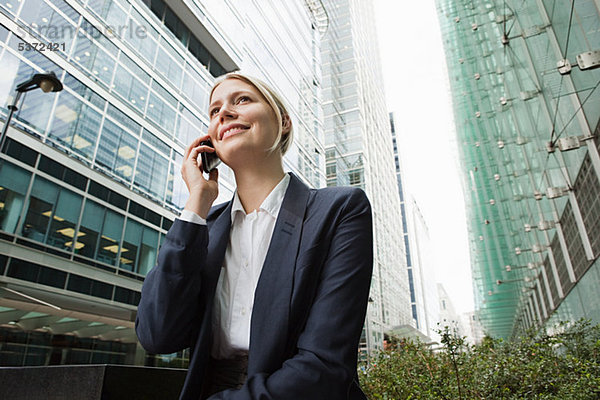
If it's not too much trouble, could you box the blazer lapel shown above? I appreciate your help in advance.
[206,202,232,285]
[249,173,310,372]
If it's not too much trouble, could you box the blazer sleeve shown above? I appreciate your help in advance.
[135,219,208,354]
[210,188,373,400]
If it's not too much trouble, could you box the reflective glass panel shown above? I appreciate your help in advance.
[134,142,168,198]
[97,209,124,266]
[75,199,103,259]
[120,218,141,271]
[95,119,138,183]
[0,162,31,233]
[48,91,102,159]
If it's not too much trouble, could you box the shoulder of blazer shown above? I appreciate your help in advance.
[310,185,370,210]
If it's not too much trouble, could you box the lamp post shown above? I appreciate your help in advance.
[0,71,63,149]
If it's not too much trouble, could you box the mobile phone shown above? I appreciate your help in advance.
[200,140,221,173]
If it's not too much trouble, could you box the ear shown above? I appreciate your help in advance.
[282,114,292,135]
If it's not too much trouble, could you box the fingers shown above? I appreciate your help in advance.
[183,134,211,159]
[188,144,216,169]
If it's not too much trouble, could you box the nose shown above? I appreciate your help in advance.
[217,102,236,122]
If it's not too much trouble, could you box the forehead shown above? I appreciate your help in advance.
[210,78,260,102]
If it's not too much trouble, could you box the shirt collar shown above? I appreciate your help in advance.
[230,173,291,219]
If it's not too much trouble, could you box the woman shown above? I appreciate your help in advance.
[136,73,373,400]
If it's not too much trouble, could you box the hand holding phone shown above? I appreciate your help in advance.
[200,140,221,173]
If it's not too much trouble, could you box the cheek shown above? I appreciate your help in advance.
[207,121,218,138]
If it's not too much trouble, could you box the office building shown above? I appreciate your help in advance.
[407,200,442,343]
[460,311,484,345]
[321,0,411,353]
[436,0,600,338]
[437,283,466,335]
[0,0,325,366]
[390,112,440,343]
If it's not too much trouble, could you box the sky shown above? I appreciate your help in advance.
[373,0,475,314]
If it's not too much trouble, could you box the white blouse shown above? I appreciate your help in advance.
[178,174,291,359]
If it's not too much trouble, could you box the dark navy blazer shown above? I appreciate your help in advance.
[136,172,373,399]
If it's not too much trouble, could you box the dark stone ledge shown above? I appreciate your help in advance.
[0,364,186,400]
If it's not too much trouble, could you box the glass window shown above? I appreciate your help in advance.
[128,202,160,227]
[120,219,141,271]
[87,0,127,28]
[47,189,83,251]
[62,72,106,110]
[0,162,32,234]
[146,90,176,133]
[21,177,82,251]
[0,51,28,110]
[21,176,58,243]
[97,209,124,266]
[2,139,37,167]
[188,36,210,67]
[125,9,159,64]
[142,129,170,157]
[53,0,79,23]
[75,199,103,259]
[0,23,7,42]
[8,258,67,289]
[161,218,172,231]
[7,258,40,282]
[112,64,148,113]
[38,156,88,191]
[120,218,159,274]
[176,106,207,145]
[146,0,165,20]
[18,0,76,54]
[138,227,158,275]
[164,7,189,46]
[48,91,102,160]
[118,53,151,85]
[67,274,93,295]
[38,264,67,289]
[114,286,140,305]
[154,38,183,88]
[106,104,141,135]
[134,142,168,199]
[71,32,115,87]
[151,80,177,108]
[95,119,138,183]
[87,181,128,210]
[91,280,113,299]
[181,65,209,112]
[7,65,56,134]
[165,158,187,210]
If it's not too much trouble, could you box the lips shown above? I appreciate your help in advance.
[219,123,250,140]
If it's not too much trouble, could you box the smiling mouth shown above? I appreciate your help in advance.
[221,126,249,140]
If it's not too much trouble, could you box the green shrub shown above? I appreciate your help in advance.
[359,319,600,399]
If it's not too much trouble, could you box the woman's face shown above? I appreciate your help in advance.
[207,78,281,167]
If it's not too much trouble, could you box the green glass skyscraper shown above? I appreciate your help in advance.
[436,0,600,338]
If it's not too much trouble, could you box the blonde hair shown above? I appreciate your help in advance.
[210,72,294,155]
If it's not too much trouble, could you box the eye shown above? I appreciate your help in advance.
[237,96,250,104]
[209,107,220,117]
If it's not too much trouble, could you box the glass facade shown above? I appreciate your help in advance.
[390,112,440,343]
[1,0,323,366]
[436,0,600,338]
[321,0,412,354]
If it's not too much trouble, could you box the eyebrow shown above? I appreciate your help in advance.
[209,90,254,109]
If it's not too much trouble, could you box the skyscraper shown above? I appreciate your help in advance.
[0,0,324,366]
[390,112,440,343]
[436,0,600,338]
[321,0,411,353]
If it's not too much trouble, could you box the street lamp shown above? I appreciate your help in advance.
[0,71,63,149]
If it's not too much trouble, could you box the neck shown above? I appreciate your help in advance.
[233,157,286,214]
